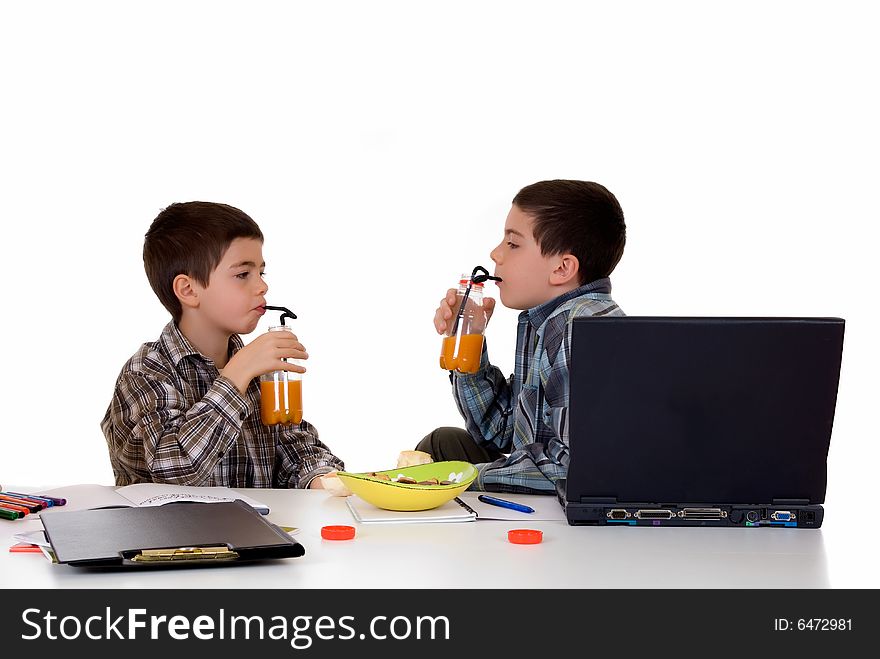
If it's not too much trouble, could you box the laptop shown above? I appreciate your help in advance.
[560,316,844,528]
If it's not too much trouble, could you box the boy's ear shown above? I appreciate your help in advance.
[549,254,580,286]
[173,274,200,310]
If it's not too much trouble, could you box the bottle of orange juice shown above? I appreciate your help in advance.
[260,308,303,426]
[440,274,490,374]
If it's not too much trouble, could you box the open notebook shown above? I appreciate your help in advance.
[346,496,477,524]
[33,483,271,516]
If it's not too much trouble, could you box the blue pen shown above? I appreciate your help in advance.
[478,494,535,514]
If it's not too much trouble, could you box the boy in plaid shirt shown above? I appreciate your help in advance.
[101,201,343,488]
[420,180,626,494]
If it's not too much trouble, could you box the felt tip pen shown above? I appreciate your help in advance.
[0,502,29,517]
[477,494,535,514]
[0,495,42,513]
[4,492,55,507]
[33,494,67,506]
[0,507,24,520]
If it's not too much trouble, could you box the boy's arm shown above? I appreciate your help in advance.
[473,315,573,494]
[451,340,515,453]
[542,299,626,461]
[471,322,574,494]
[274,421,345,489]
[109,372,251,485]
[530,309,595,478]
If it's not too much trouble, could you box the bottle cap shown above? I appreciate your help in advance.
[460,277,484,287]
[507,528,543,544]
[321,525,356,541]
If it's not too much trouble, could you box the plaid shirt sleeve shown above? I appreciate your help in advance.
[276,420,345,488]
[473,296,625,494]
[451,341,515,453]
[107,373,250,485]
[472,323,573,495]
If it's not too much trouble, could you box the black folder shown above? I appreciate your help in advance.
[41,500,304,567]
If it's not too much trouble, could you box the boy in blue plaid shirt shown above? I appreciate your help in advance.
[418,180,626,494]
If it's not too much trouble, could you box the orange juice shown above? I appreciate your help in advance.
[260,379,303,425]
[439,333,484,374]
[439,335,456,370]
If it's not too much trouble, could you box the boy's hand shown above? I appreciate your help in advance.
[221,330,308,395]
[433,288,495,334]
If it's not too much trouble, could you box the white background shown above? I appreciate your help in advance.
[1,2,877,577]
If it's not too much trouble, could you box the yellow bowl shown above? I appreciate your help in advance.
[336,461,477,511]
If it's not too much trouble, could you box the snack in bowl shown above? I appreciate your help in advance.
[396,450,433,468]
[335,460,477,511]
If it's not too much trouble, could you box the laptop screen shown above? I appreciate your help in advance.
[566,317,844,506]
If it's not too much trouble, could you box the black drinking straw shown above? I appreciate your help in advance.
[264,305,297,325]
[449,266,502,337]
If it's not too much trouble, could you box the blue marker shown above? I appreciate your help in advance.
[478,494,535,514]
[4,492,54,507]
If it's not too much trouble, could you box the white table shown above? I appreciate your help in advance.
[0,487,873,589]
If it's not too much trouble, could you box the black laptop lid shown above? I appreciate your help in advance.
[567,317,844,505]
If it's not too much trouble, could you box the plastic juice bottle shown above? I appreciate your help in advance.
[259,325,303,425]
[440,275,488,374]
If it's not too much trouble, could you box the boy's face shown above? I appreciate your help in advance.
[490,205,573,310]
[193,237,268,335]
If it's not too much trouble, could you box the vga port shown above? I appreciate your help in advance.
[770,510,796,522]
[607,509,630,520]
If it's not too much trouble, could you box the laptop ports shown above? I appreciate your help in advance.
[679,508,727,520]
[770,510,795,522]
[634,509,675,520]
[607,509,631,520]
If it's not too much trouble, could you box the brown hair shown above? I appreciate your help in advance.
[512,180,626,285]
[143,201,264,322]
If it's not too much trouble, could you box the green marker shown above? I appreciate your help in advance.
[0,507,23,520]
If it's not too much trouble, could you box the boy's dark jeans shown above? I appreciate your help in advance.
[416,427,505,464]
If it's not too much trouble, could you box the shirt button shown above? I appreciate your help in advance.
[240,411,247,420]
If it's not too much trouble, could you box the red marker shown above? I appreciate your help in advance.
[4,492,58,507]
[0,502,30,517]
[0,494,42,513]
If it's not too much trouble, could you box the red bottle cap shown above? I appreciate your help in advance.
[507,528,543,544]
[321,525,356,541]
